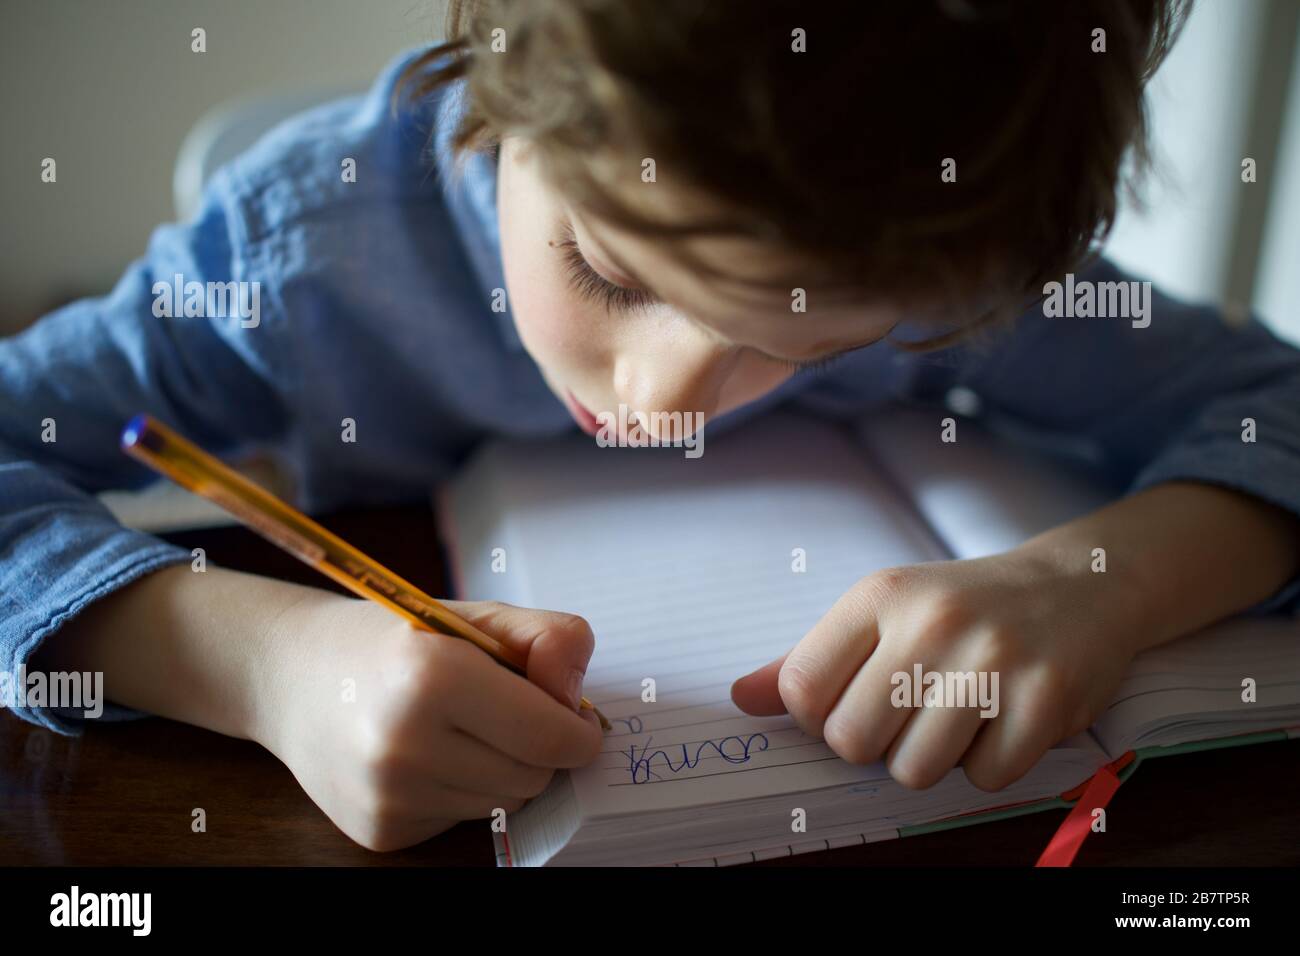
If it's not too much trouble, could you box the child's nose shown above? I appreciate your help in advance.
[611,341,729,437]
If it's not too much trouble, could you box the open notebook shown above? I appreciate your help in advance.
[437,407,1300,867]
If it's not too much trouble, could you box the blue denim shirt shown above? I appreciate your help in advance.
[4,50,1299,735]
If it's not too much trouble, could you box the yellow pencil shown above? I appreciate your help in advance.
[120,413,609,731]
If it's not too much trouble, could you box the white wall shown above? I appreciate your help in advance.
[1,0,438,332]
[1103,0,1299,342]
[1254,14,1300,338]
[3,0,1296,340]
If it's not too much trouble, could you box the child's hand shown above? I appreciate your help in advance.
[256,595,604,851]
[730,549,1145,791]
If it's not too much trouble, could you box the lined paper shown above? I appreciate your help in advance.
[1092,616,1300,754]
[857,407,1114,560]
[442,406,1300,864]
[448,412,950,817]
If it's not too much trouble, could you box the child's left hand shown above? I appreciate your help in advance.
[730,547,1146,791]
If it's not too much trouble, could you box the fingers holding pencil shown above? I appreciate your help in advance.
[438,599,600,719]
[427,606,605,766]
[119,413,610,731]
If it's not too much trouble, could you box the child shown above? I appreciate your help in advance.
[5,0,1299,852]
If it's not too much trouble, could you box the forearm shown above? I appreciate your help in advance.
[29,564,344,743]
[1017,480,1300,654]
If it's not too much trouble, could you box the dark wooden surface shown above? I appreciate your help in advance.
[2,505,1297,866]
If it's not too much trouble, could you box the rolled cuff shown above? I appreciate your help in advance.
[1129,439,1300,617]
[4,540,193,736]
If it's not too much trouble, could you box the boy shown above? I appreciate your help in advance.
[5,0,1299,852]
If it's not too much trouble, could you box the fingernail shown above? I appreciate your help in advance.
[565,667,585,710]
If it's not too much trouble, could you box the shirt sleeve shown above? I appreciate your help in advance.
[0,49,525,738]
[954,257,1300,615]
[0,168,294,736]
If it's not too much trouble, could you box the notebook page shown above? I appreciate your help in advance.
[857,405,1300,757]
[1091,616,1300,755]
[856,405,1115,559]
[446,412,951,819]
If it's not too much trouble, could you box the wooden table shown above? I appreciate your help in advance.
[2,506,1297,866]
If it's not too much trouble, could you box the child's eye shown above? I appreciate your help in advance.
[764,349,845,375]
[551,220,847,377]
[554,222,658,314]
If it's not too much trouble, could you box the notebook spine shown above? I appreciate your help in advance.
[674,829,902,867]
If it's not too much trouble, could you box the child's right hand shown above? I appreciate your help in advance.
[252,593,604,851]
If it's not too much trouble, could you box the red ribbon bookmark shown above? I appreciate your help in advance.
[1035,763,1123,867]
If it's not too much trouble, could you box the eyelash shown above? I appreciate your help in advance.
[553,220,844,376]
[778,355,840,375]
[554,223,658,315]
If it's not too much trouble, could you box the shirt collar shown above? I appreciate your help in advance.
[432,79,523,350]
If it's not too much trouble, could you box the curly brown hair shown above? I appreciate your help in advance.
[398,0,1189,350]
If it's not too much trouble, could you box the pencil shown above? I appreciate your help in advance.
[119,413,610,731]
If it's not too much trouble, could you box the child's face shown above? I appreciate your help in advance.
[497,136,903,439]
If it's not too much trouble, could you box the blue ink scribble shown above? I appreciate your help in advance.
[611,715,644,735]
[622,733,770,783]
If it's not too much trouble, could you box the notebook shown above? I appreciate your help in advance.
[436,405,1300,867]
